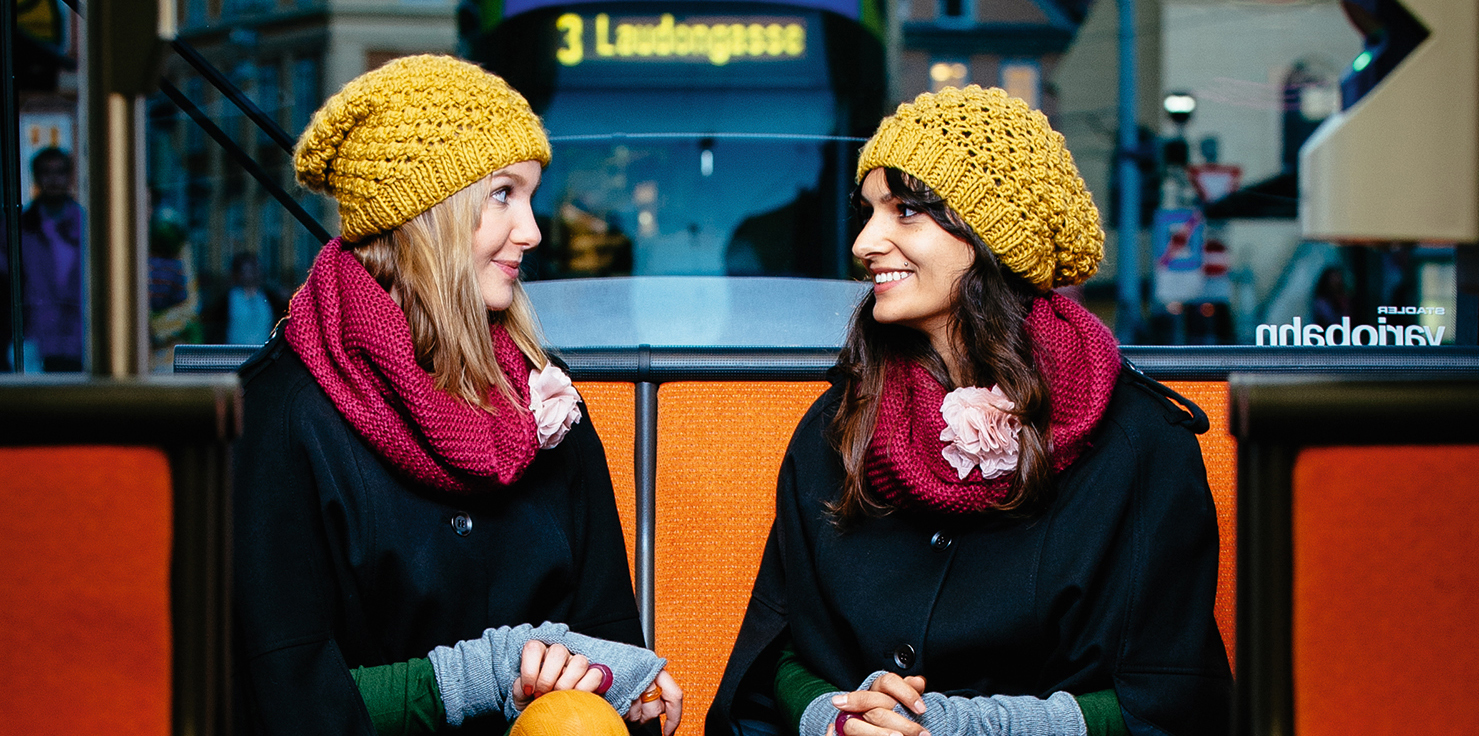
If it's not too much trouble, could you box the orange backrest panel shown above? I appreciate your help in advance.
[0,446,174,736]
[1164,381,1237,672]
[653,381,831,725]
[576,382,639,584]
[1292,446,1479,736]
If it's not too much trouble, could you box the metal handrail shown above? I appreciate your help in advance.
[158,78,332,244]
[176,343,1479,380]
[158,36,333,243]
[171,38,299,155]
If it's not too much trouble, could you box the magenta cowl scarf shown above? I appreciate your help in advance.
[285,240,539,494]
[865,293,1122,514]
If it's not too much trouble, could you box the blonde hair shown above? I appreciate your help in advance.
[353,176,549,411]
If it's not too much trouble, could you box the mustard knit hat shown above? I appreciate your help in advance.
[294,55,551,243]
[856,85,1103,290]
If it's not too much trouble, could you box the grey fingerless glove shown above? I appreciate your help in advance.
[799,671,1086,736]
[427,621,667,726]
[800,690,849,736]
[910,690,1086,736]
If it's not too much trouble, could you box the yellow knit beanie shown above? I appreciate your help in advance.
[294,55,551,243]
[856,85,1103,290]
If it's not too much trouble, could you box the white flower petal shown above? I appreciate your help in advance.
[939,384,1021,481]
[529,365,583,450]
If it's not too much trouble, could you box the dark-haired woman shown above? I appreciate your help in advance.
[709,86,1231,736]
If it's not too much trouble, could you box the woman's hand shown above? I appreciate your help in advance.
[624,668,683,736]
[512,640,606,710]
[827,673,929,736]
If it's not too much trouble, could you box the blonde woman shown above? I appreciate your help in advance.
[234,56,681,735]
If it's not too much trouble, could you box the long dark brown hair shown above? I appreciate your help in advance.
[827,168,1054,523]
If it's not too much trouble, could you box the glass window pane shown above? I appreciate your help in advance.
[113,0,1472,353]
[8,0,84,372]
[1051,0,1473,348]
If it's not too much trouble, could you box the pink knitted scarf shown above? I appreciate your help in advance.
[286,239,539,494]
[866,293,1121,514]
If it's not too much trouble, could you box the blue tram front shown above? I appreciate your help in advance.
[463,0,887,282]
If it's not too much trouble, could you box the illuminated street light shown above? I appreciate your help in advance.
[929,62,968,92]
[1163,91,1196,127]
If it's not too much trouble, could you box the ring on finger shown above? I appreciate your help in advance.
[641,685,663,703]
[589,663,614,695]
[835,713,861,735]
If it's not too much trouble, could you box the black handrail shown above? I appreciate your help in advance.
[170,38,298,156]
[176,343,1479,380]
[159,78,332,244]
[160,34,332,243]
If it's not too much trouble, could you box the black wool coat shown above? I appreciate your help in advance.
[708,367,1233,736]
[233,333,645,735]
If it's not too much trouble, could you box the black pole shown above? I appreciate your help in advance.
[634,344,657,650]
[158,78,331,245]
[3,0,25,373]
[170,38,297,156]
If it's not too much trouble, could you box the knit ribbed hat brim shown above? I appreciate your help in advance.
[295,55,551,243]
[857,85,1103,290]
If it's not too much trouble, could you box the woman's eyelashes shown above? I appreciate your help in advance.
[857,198,917,225]
[492,182,540,206]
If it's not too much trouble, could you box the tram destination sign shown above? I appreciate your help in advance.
[554,12,807,66]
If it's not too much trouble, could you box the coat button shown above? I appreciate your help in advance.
[451,512,473,536]
[930,531,952,552]
[893,644,916,669]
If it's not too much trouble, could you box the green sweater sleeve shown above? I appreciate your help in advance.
[774,641,842,735]
[773,636,1126,736]
[1074,689,1129,736]
[350,657,448,735]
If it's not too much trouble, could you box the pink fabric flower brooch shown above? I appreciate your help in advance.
[939,385,1022,480]
[528,364,583,450]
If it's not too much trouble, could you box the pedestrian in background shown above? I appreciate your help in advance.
[147,212,203,372]
[203,251,284,345]
[20,147,84,372]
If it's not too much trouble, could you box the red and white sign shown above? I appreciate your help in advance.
[1189,164,1241,203]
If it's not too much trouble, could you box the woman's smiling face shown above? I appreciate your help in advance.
[852,168,976,345]
[472,160,543,312]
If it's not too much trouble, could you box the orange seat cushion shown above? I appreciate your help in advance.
[1292,446,1479,736]
[0,446,174,736]
[653,381,831,726]
[1165,381,1237,672]
[576,382,638,583]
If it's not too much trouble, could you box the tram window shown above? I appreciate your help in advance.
[525,136,858,282]
[7,0,84,373]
